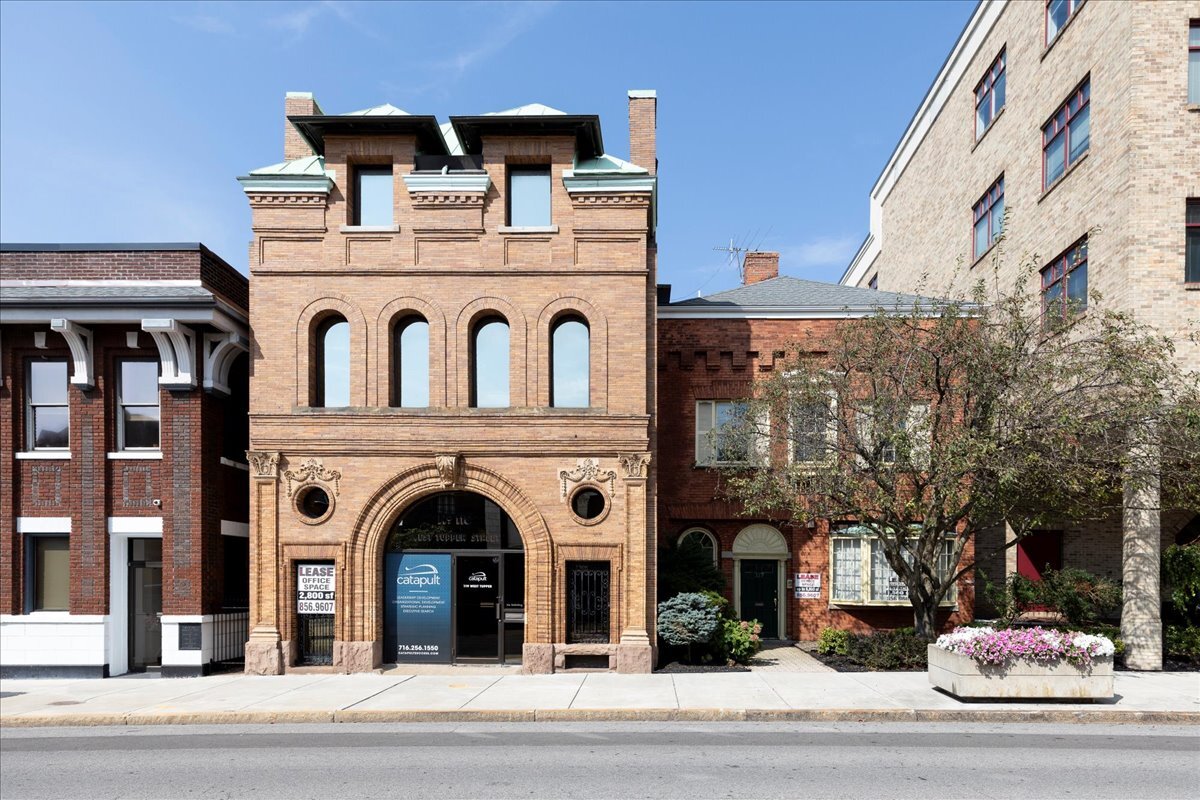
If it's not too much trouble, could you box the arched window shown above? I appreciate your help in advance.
[678,528,719,566]
[471,316,509,408]
[551,316,589,408]
[315,316,350,407]
[391,315,429,408]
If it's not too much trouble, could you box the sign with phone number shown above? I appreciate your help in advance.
[297,563,335,615]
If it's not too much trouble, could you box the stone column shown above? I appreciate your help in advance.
[244,450,284,675]
[616,453,654,673]
[1121,423,1162,671]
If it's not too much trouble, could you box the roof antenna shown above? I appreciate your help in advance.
[712,238,751,284]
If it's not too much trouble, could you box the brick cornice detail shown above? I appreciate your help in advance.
[247,193,327,207]
[411,193,486,207]
[570,193,650,208]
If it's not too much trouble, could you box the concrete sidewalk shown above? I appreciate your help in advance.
[2,669,1197,727]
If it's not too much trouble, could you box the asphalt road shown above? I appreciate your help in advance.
[1,721,1197,800]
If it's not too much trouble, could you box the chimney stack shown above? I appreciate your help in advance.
[628,90,657,175]
[284,91,322,161]
[743,252,780,285]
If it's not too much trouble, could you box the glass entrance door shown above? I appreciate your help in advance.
[455,555,500,660]
[739,559,779,639]
[128,538,162,672]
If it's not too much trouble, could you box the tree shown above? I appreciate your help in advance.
[717,248,1200,639]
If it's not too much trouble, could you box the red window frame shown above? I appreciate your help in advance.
[974,49,1006,140]
[1045,0,1084,47]
[1041,237,1088,320]
[1186,199,1200,284]
[1190,21,1200,104]
[972,176,1004,260]
[1042,79,1090,191]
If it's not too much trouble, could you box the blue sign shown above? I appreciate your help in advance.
[385,553,452,663]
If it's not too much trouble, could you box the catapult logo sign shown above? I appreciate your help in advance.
[385,553,452,664]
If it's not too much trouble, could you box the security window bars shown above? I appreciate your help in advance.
[117,360,160,450]
[1043,79,1090,190]
[973,176,1005,260]
[1188,200,1200,283]
[353,166,393,227]
[26,359,69,450]
[975,49,1006,139]
[1041,237,1089,320]
[507,167,551,227]
[1190,22,1200,105]
[1046,0,1084,47]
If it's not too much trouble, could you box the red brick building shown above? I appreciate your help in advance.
[0,244,250,677]
[656,252,974,641]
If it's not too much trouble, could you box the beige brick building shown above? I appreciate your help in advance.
[239,91,659,674]
[840,0,1200,667]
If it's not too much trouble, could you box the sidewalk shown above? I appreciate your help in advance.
[2,668,1197,727]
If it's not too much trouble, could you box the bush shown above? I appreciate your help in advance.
[1163,543,1200,625]
[1164,625,1200,663]
[656,592,721,662]
[816,627,851,656]
[1036,568,1122,626]
[657,539,725,601]
[719,618,763,665]
[843,628,928,670]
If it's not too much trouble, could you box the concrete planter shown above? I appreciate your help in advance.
[928,644,1114,700]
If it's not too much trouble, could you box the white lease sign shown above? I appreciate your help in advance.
[297,563,335,614]
[794,572,821,599]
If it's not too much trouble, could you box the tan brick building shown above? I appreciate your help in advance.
[840,0,1200,667]
[239,91,658,673]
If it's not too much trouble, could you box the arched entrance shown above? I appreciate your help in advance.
[383,491,525,664]
[732,524,789,640]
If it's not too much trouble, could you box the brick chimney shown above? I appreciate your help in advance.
[628,90,656,175]
[743,252,779,285]
[284,91,322,161]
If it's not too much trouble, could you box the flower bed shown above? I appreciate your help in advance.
[928,626,1114,700]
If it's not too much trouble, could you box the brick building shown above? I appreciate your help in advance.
[0,244,251,677]
[839,0,1200,667]
[238,91,658,673]
[657,252,974,641]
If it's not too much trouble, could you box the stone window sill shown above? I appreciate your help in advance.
[971,239,1001,268]
[1038,150,1089,204]
[15,451,71,460]
[340,225,400,234]
[1040,7,1085,61]
[1184,282,1200,291]
[498,225,559,234]
[1188,104,1200,113]
[107,451,163,460]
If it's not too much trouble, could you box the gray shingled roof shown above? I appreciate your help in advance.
[670,276,937,309]
[1,285,215,304]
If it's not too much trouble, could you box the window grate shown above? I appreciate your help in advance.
[567,561,611,644]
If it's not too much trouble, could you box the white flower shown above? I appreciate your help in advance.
[935,626,992,653]
[1072,632,1115,657]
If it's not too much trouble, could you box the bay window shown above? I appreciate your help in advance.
[830,527,957,605]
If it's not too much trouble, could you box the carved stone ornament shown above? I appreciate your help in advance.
[559,458,617,500]
[435,453,462,487]
[246,450,281,479]
[618,453,651,480]
[282,458,342,498]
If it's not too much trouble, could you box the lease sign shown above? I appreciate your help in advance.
[297,563,335,615]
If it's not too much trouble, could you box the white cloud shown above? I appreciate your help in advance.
[267,1,379,43]
[779,235,861,267]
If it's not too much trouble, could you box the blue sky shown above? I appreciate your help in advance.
[0,0,973,297]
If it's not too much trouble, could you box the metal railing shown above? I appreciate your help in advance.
[212,610,249,664]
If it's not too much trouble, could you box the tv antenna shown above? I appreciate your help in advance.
[712,238,751,284]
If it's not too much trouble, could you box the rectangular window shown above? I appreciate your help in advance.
[975,49,1006,139]
[26,359,69,450]
[972,176,1005,260]
[1190,22,1200,105]
[831,538,862,602]
[695,400,764,466]
[1041,236,1089,319]
[28,535,69,612]
[507,167,551,227]
[857,404,929,466]
[1046,0,1084,46]
[1043,79,1090,190]
[830,529,957,606]
[118,360,161,450]
[791,397,835,464]
[1187,199,1200,283]
[353,166,393,226]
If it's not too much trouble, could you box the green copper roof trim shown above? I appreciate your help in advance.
[561,174,656,193]
[236,174,332,194]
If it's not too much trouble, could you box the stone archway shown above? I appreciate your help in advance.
[340,459,553,669]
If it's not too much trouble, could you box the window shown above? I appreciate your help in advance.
[791,396,835,465]
[678,529,719,566]
[117,360,160,450]
[975,49,1006,139]
[1043,79,1090,190]
[1190,21,1200,105]
[857,404,929,466]
[26,359,69,450]
[1041,237,1089,319]
[353,166,393,226]
[315,316,350,408]
[27,535,69,612]
[1046,0,1084,46]
[695,400,763,466]
[471,317,510,408]
[392,316,429,408]
[507,167,551,227]
[868,274,878,290]
[830,528,957,606]
[973,176,1005,260]
[551,316,589,408]
[1188,200,1200,283]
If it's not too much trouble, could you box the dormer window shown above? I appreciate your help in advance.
[353,166,393,226]
[507,167,551,227]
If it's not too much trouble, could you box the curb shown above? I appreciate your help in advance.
[3,708,1197,728]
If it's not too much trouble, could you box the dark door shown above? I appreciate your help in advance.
[739,559,778,639]
[566,561,611,644]
[128,538,162,672]
[1017,530,1064,581]
[456,555,500,660]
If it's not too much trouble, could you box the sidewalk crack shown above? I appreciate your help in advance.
[340,675,414,710]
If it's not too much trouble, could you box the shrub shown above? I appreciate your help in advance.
[1164,625,1200,663]
[1036,568,1122,626]
[816,627,851,656]
[840,628,927,670]
[719,618,763,665]
[657,539,725,601]
[1163,543,1200,625]
[656,592,721,661]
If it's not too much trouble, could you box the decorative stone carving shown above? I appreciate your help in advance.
[246,450,281,479]
[141,318,197,389]
[283,458,341,498]
[559,458,617,499]
[49,319,94,389]
[246,193,327,206]
[411,193,486,207]
[570,193,651,207]
[31,465,63,507]
[618,453,651,480]
[435,453,462,487]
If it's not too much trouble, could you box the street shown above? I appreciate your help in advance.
[1,721,1197,799]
